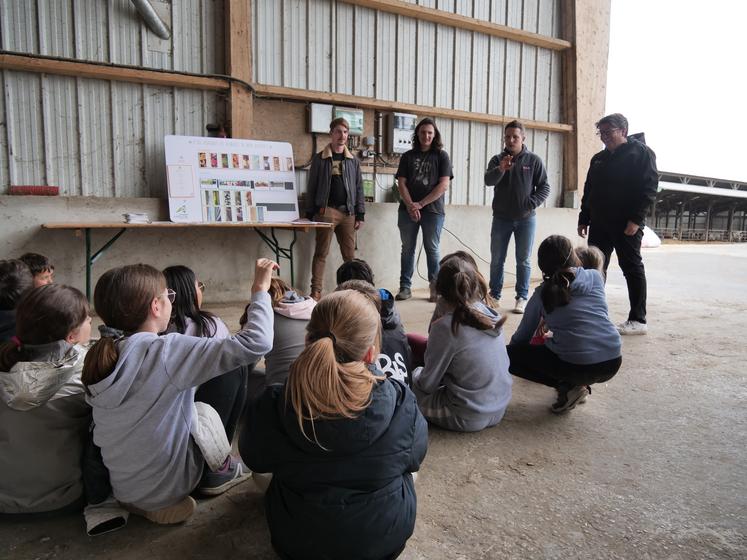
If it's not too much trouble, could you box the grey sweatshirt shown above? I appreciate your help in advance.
[414,303,512,422]
[87,291,273,511]
[510,267,622,364]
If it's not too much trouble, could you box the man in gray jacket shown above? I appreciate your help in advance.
[484,120,550,313]
[305,117,365,301]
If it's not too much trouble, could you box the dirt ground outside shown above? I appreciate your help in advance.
[1,242,745,560]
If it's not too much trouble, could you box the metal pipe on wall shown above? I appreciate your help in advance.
[130,0,171,40]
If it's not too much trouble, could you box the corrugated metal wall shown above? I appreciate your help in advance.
[0,0,226,196]
[256,0,565,207]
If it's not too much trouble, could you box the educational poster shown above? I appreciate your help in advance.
[165,135,298,223]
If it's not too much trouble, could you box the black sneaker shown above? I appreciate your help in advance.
[550,385,590,414]
[395,287,412,301]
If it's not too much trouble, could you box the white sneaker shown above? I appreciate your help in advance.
[513,298,528,314]
[617,320,647,335]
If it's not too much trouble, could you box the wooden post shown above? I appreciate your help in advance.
[226,0,253,139]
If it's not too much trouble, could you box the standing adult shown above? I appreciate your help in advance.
[395,118,453,302]
[577,113,658,335]
[484,120,550,314]
[306,117,365,301]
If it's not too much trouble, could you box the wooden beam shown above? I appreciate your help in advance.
[342,0,572,51]
[0,53,228,91]
[225,0,253,139]
[253,84,573,134]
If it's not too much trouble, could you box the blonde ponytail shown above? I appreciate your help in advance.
[285,290,383,447]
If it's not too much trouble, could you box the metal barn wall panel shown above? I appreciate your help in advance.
[396,16,417,104]
[307,0,333,91]
[41,75,80,195]
[4,72,45,187]
[484,124,503,205]
[353,6,375,97]
[415,0,436,107]
[79,79,114,197]
[434,23,454,109]
[453,29,472,112]
[448,120,470,205]
[335,3,355,95]
[1,1,224,73]
[283,0,307,89]
[255,0,282,85]
[375,11,397,100]
[0,73,7,191]
[111,83,146,198]
[143,85,174,198]
[468,122,488,206]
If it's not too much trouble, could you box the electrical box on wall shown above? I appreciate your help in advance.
[333,107,364,136]
[386,112,417,154]
[309,103,334,134]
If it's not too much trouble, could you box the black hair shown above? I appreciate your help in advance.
[412,117,444,151]
[162,265,219,337]
[336,258,375,286]
[436,259,506,335]
[18,252,54,275]
[0,259,34,310]
[595,113,629,136]
[538,235,581,314]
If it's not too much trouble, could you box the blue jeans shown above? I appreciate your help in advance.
[489,214,536,300]
[398,207,445,289]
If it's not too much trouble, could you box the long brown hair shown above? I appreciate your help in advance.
[285,290,383,447]
[539,235,580,313]
[82,265,166,390]
[436,258,506,335]
[0,284,89,371]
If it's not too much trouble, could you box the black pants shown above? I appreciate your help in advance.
[83,429,113,505]
[589,225,647,323]
[195,364,252,444]
[507,343,622,389]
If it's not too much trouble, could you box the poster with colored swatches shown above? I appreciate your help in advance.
[165,135,298,223]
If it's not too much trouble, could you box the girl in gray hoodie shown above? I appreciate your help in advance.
[412,258,513,432]
[508,235,622,414]
[82,259,276,525]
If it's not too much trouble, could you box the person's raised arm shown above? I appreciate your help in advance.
[484,154,506,186]
[510,290,543,345]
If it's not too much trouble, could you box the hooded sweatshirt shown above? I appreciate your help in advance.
[376,288,413,386]
[415,302,512,422]
[86,291,273,511]
[239,377,428,560]
[264,291,316,386]
[0,341,90,513]
[511,267,622,364]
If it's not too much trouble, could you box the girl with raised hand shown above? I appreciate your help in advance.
[412,258,512,432]
[82,259,276,525]
[240,290,427,560]
[508,235,622,413]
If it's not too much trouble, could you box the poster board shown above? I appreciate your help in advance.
[165,135,299,223]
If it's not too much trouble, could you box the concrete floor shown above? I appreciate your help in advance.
[2,243,745,560]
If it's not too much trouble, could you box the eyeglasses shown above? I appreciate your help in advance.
[165,289,176,303]
[197,282,205,293]
[596,128,619,137]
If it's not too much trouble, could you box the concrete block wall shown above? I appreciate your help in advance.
[1,196,579,303]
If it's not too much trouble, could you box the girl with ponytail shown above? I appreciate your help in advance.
[82,259,276,525]
[508,235,622,414]
[240,290,428,560]
[412,258,512,432]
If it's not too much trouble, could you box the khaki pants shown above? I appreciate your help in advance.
[311,207,356,293]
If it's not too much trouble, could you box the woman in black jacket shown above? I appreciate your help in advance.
[239,290,428,560]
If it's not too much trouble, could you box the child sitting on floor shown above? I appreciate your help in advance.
[575,245,605,274]
[412,257,512,432]
[82,259,275,524]
[240,290,427,560]
[19,253,55,287]
[508,235,622,414]
[0,284,127,535]
[163,265,252,494]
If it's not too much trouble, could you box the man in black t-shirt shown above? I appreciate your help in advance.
[394,118,453,302]
[306,118,365,300]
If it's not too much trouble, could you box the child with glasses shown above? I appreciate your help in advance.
[163,265,252,495]
[240,290,427,560]
[82,260,276,525]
